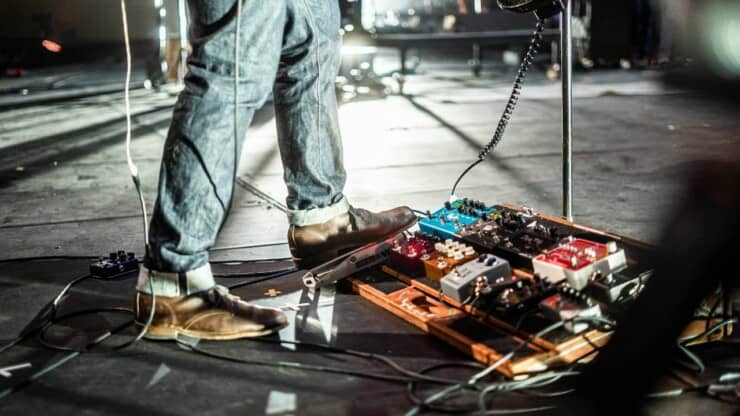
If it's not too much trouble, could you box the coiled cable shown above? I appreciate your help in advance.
[451,19,545,196]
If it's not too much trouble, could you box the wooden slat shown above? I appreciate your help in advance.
[349,277,516,376]
[382,265,555,351]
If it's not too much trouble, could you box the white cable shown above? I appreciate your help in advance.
[471,316,614,384]
[121,0,156,344]
[478,371,579,411]
[472,406,556,415]
[121,0,149,247]
[121,0,135,178]
[406,316,616,415]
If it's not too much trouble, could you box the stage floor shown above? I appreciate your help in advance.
[1,57,738,414]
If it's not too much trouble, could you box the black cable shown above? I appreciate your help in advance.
[721,290,731,338]
[513,387,574,398]
[178,339,416,384]
[451,160,484,198]
[209,257,292,264]
[406,362,487,414]
[0,259,292,354]
[407,317,616,415]
[0,337,24,355]
[0,274,94,355]
[680,318,737,346]
[450,19,545,196]
[0,314,134,399]
[226,268,299,289]
[0,250,291,264]
[244,337,467,386]
[0,255,99,264]
[213,266,298,278]
[0,266,290,398]
[410,208,429,218]
[514,309,538,330]
[37,308,135,352]
[209,241,289,252]
[0,271,149,397]
[706,294,722,332]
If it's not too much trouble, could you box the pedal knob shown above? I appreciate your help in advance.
[606,241,618,254]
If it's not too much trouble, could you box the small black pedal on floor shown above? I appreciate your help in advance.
[90,250,139,278]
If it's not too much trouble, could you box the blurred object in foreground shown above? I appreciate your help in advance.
[664,0,740,98]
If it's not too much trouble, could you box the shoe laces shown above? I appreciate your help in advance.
[348,206,372,230]
[206,285,241,309]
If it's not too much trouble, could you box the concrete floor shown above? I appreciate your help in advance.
[2,60,739,260]
[0,56,738,415]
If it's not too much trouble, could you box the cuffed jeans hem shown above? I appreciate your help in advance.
[136,263,215,297]
[287,197,350,226]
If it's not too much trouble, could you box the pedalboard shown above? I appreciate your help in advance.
[90,250,139,278]
[344,200,730,376]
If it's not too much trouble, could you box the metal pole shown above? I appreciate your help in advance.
[149,0,167,87]
[560,1,574,221]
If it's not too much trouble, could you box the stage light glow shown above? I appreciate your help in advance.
[701,2,740,78]
[41,40,62,53]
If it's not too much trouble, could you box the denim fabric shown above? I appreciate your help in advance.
[148,0,347,273]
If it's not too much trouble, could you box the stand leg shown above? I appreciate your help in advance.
[471,43,482,77]
[561,1,574,221]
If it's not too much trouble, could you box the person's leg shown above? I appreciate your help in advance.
[274,0,416,268]
[136,0,288,339]
[148,0,284,274]
[274,0,346,219]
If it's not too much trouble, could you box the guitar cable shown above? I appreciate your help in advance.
[450,18,545,197]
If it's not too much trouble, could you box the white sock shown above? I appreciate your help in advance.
[136,263,216,297]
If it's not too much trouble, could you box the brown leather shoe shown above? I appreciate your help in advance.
[135,285,288,340]
[288,205,417,269]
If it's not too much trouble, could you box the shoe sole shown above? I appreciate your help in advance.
[291,217,418,270]
[135,322,284,341]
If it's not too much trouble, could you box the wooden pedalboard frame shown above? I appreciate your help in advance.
[346,204,731,378]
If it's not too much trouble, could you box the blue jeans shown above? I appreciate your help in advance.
[148,0,347,273]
